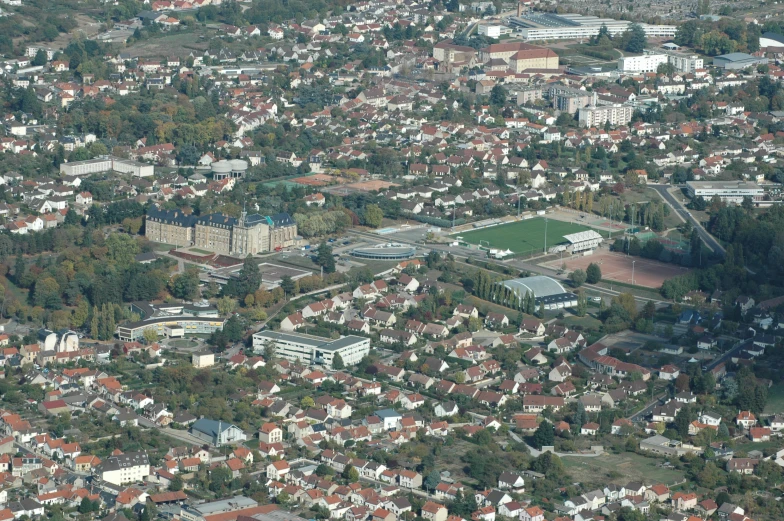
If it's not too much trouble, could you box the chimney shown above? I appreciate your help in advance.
[517,1,521,17]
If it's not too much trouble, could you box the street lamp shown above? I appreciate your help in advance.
[632,260,636,285]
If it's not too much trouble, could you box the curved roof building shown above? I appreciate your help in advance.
[500,276,578,310]
[351,243,417,260]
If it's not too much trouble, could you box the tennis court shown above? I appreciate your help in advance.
[457,217,592,255]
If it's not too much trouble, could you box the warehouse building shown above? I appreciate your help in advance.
[713,52,768,70]
[252,331,370,369]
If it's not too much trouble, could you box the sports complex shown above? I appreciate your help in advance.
[455,217,613,257]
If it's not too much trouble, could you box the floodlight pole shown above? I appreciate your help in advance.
[544,218,548,254]
[632,260,636,285]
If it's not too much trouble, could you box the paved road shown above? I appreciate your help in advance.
[649,184,724,256]
[627,393,666,422]
[705,338,751,371]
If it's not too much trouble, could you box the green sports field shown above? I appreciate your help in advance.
[457,218,592,255]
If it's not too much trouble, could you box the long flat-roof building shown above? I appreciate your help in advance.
[59,156,154,177]
[507,13,675,41]
[252,331,370,369]
[686,181,764,204]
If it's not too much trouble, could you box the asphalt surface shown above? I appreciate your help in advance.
[649,184,725,257]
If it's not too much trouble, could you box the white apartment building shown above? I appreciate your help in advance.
[686,181,764,204]
[618,54,668,73]
[578,103,634,128]
[94,452,149,485]
[252,331,370,369]
[663,51,704,73]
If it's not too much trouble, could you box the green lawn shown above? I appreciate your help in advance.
[563,452,684,485]
[764,384,784,414]
[457,218,592,255]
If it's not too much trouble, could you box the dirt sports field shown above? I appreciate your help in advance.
[544,250,691,289]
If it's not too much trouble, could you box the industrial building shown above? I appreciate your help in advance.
[685,181,764,204]
[500,276,578,310]
[713,52,768,70]
[252,331,370,369]
[506,13,675,42]
[760,32,784,50]
[211,159,248,180]
[59,156,154,177]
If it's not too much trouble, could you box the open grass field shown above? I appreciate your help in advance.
[563,452,684,486]
[764,384,784,414]
[457,218,591,255]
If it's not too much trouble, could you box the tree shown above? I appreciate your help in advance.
[532,420,555,449]
[168,474,184,491]
[363,204,384,228]
[624,24,647,53]
[332,353,345,370]
[32,49,48,66]
[317,243,336,274]
[586,263,602,284]
[280,275,295,297]
[105,233,140,266]
[217,296,237,315]
[342,464,359,483]
[169,269,200,300]
[424,470,441,491]
[576,291,587,317]
[569,269,587,287]
[142,328,159,344]
[236,255,262,299]
[301,396,315,408]
[490,85,506,106]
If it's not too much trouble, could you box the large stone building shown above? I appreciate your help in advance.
[479,42,559,71]
[144,207,198,247]
[433,40,477,72]
[145,206,297,255]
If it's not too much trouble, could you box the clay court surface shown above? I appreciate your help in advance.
[544,250,691,288]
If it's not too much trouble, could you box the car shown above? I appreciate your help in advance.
[590,296,602,303]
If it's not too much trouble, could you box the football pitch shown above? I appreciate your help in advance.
[457,218,593,255]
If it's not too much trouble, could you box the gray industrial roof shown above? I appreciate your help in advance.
[501,276,568,298]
